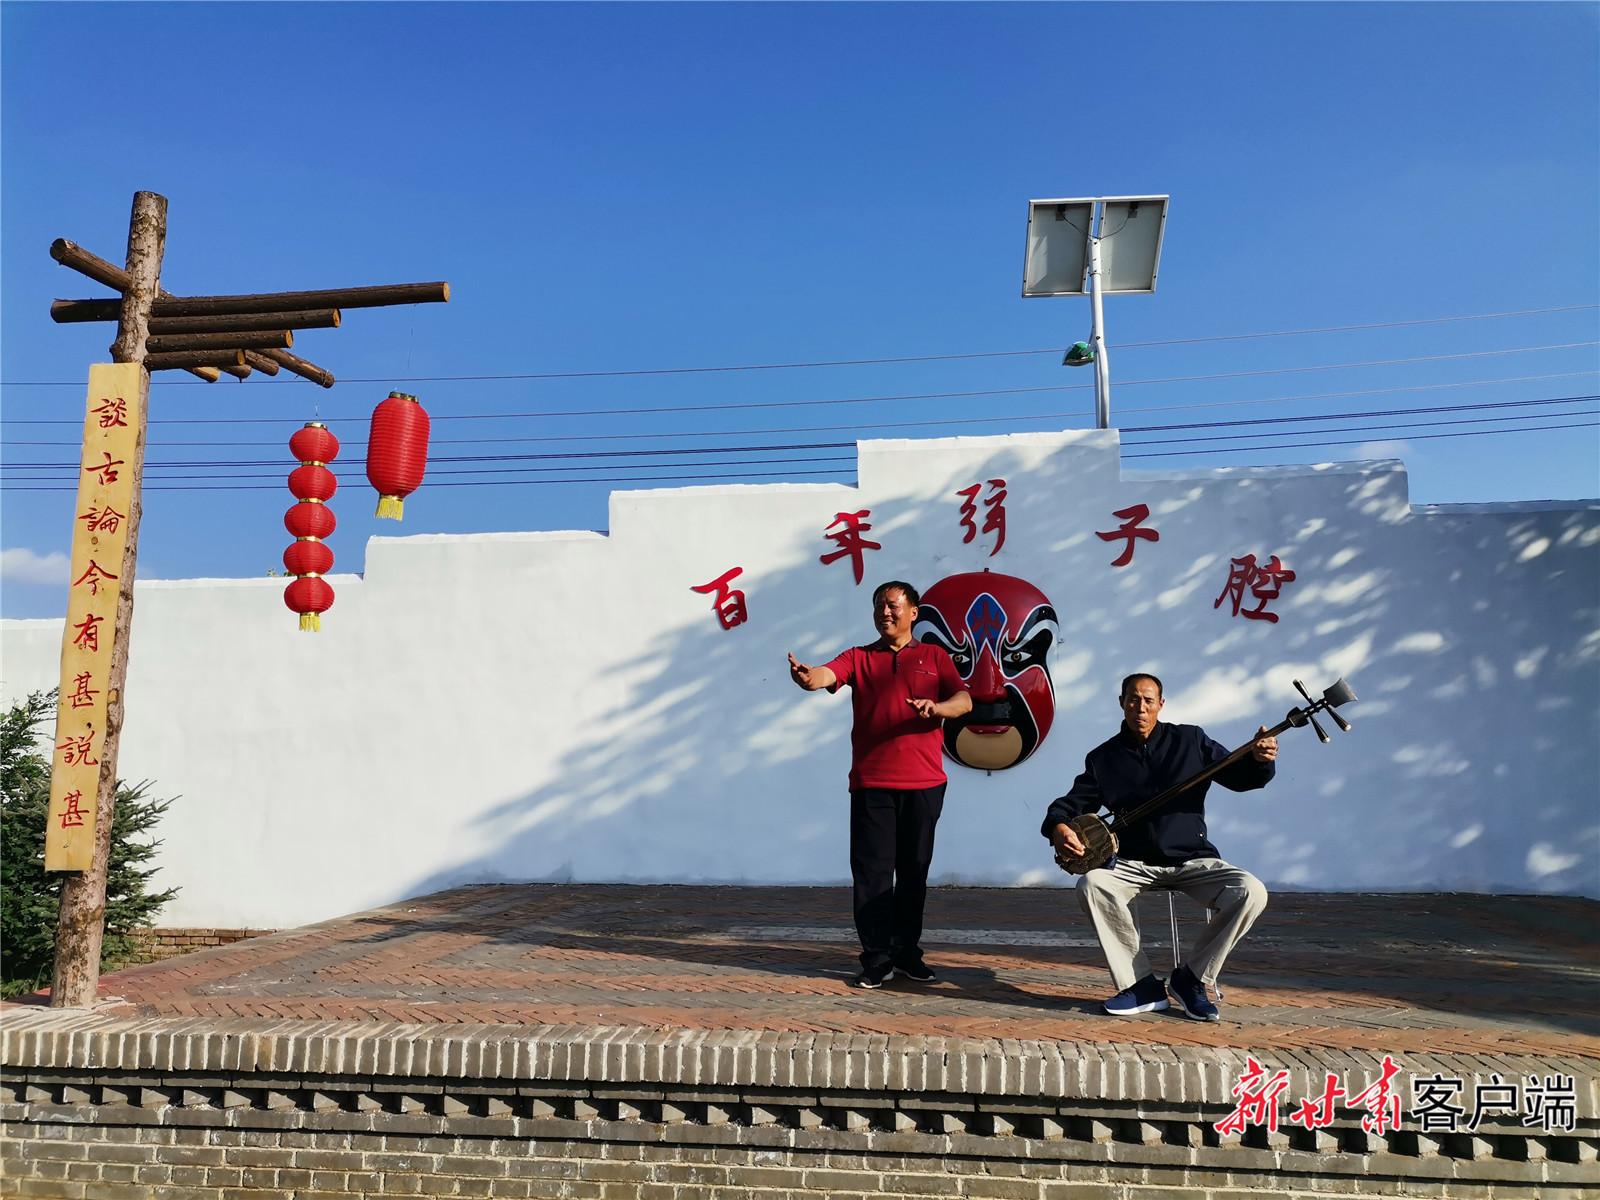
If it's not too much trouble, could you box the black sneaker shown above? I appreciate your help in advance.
[1103,973,1170,1015]
[1168,964,1220,1022]
[851,963,895,989]
[894,960,937,983]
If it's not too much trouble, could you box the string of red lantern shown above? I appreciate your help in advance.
[367,390,430,520]
[284,421,338,632]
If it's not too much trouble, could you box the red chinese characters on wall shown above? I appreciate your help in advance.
[955,479,1007,557]
[1096,503,1159,567]
[747,490,1305,634]
[692,567,750,630]
[819,510,881,584]
[1215,553,1297,623]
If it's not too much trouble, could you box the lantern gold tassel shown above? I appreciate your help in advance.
[375,494,405,520]
[299,612,321,633]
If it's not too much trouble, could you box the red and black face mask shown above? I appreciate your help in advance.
[913,571,1059,771]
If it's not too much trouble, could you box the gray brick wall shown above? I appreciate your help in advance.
[4,1119,1594,1199]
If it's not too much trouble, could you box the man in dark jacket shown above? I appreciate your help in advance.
[1042,673,1277,1021]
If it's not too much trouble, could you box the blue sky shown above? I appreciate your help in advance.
[3,2,1596,619]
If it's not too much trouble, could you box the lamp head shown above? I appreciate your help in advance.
[1063,341,1096,367]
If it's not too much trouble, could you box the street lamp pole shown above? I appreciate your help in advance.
[1086,218,1111,430]
[1022,195,1168,434]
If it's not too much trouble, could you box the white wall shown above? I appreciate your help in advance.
[4,429,1597,926]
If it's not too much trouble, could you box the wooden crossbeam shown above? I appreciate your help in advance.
[50,239,338,386]
[146,331,291,354]
[258,347,333,388]
[144,350,249,370]
[142,281,448,316]
[52,300,342,333]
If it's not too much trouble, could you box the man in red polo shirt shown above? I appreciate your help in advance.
[788,580,972,988]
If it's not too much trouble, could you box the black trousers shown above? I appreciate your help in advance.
[849,783,946,971]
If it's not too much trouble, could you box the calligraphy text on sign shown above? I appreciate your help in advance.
[46,363,145,872]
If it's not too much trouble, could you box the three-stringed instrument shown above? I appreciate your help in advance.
[1053,677,1357,875]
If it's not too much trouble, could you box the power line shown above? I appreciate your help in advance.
[5,370,1594,448]
[1122,407,1598,448]
[5,414,1592,492]
[1121,394,1598,435]
[4,442,858,471]
[8,455,863,484]
[0,467,858,493]
[5,344,1595,427]
[1119,305,1599,349]
[1123,420,1599,460]
[7,394,1595,473]
[1115,371,1596,418]
[4,303,1593,387]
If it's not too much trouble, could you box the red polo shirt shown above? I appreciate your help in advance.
[823,640,966,790]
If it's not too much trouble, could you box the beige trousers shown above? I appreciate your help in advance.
[1076,856,1268,992]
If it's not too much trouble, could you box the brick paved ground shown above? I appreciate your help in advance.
[12,884,1596,1061]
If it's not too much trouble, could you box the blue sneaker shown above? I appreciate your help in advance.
[1103,973,1170,1015]
[1168,964,1220,1022]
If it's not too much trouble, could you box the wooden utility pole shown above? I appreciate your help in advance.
[44,190,450,1007]
[50,191,164,1007]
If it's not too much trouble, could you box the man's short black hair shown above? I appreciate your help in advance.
[1120,672,1164,699]
[872,580,920,608]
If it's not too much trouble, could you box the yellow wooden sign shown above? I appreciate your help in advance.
[46,363,147,872]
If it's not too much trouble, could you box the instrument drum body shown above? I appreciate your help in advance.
[1058,813,1119,875]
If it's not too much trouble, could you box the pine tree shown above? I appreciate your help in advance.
[1,690,179,998]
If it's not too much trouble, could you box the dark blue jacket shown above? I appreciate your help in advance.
[1041,722,1274,865]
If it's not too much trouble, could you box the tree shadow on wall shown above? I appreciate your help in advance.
[389,437,1599,1034]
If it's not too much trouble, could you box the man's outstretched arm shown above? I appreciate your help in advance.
[788,652,838,692]
[907,690,972,720]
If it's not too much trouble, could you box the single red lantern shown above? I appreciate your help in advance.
[283,539,335,577]
[284,501,337,540]
[284,421,338,632]
[366,390,430,520]
[288,423,340,465]
[288,463,338,502]
[284,577,334,630]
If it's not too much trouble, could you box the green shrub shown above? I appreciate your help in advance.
[1,690,179,998]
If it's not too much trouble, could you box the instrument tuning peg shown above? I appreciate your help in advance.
[1322,677,1357,709]
[1295,678,1335,741]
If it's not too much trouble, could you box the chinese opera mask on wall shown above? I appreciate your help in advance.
[913,571,1058,771]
